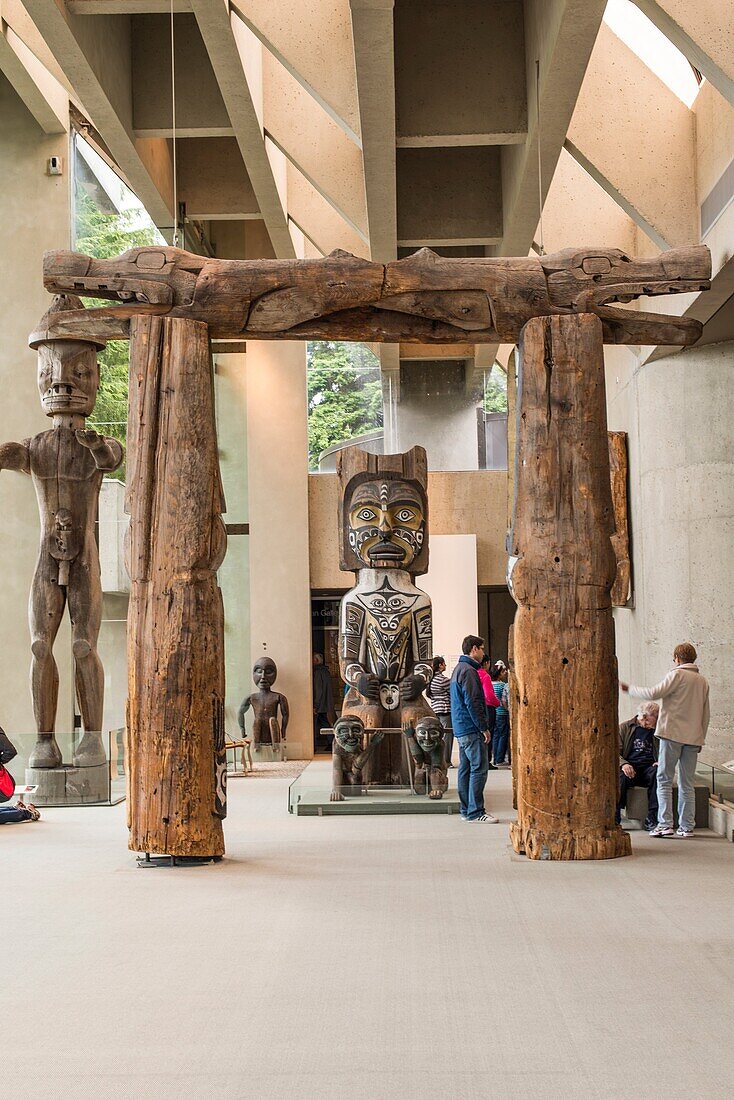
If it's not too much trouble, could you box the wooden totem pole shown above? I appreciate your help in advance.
[125,316,227,858]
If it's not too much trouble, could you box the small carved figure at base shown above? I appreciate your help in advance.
[237,657,290,751]
[330,715,384,801]
[404,716,449,799]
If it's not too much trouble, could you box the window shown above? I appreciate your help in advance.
[604,0,702,107]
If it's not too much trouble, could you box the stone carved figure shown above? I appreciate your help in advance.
[330,715,384,801]
[403,716,449,799]
[237,657,290,752]
[337,446,435,784]
[0,296,123,769]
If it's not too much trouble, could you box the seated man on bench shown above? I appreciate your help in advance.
[617,702,660,831]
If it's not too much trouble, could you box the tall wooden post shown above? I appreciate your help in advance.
[508,314,631,861]
[125,316,227,858]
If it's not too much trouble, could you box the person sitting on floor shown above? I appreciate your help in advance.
[0,726,41,825]
[616,703,660,831]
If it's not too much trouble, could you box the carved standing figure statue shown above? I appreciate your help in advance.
[237,656,290,753]
[0,296,123,769]
[330,715,384,801]
[337,446,435,784]
[403,716,449,799]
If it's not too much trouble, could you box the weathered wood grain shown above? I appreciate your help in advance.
[508,314,631,861]
[41,244,711,347]
[608,430,632,607]
[126,315,227,858]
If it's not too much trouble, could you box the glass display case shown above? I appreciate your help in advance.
[3,729,126,807]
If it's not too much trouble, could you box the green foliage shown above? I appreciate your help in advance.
[74,187,161,480]
[483,366,508,413]
[307,341,383,470]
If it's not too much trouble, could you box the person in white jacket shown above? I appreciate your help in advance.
[620,643,710,838]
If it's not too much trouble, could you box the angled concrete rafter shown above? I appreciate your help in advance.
[0,18,67,132]
[21,0,174,227]
[498,0,607,258]
[564,140,668,250]
[634,0,734,109]
[567,23,697,247]
[230,1,361,146]
[349,0,396,264]
[189,0,295,258]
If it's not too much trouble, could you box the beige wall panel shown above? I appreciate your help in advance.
[606,340,734,765]
[637,0,734,105]
[394,0,526,144]
[309,470,509,591]
[694,80,734,210]
[0,76,73,741]
[132,13,232,134]
[396,146,502,245]
[569,24,697,247]
[246,341,313,759]
[177,136,258,218]
[262,49,367,235]
[232,0,359,139]
[542,147,637,255]
[286,160,366,256]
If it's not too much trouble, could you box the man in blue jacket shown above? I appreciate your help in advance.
[450,636,498,823]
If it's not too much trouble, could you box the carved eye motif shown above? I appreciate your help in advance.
[356,507,376,522]
[395,508,416,523]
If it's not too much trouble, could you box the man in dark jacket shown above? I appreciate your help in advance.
[312,653,336,751]
[450,636,497,823]
[616,703,660,830]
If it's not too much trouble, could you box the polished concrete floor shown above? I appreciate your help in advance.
[4,770,734,1100]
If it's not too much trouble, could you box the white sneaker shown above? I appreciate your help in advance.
[471,813,499,824]
[676,828,694,838]
[649,824,675,838]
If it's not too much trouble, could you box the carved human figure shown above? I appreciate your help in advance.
[0,296,123,768]
[330,715,384,801]
[237,657,290,749]
[338,447,435,784]
[404,716,449,799]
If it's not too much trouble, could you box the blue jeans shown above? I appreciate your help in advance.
[457,733,489,820]
[492,713,509,765]
[657,739,700,831]
[0,803,33,824]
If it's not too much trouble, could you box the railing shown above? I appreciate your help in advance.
[696,756,734,805]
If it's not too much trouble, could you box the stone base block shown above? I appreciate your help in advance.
[625,782,709,828]
[25,763,110,806]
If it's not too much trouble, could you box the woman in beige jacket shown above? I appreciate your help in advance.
[620,643,710,839]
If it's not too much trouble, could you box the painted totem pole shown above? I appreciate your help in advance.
[337,445,435,784]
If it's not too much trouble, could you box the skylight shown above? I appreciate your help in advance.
[604,0,702,107]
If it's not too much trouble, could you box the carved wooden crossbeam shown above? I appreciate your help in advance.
[36,244,711,348]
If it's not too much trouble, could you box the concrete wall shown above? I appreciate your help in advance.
[246,340,313,759]
[0,75,73,740]
[607,340,734,763]
[309,469,508,590]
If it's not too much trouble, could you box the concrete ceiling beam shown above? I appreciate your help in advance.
[260,47,368,239]
[190,0,295,258]
[131,13,232,137]
[543,146,639,255]
[21,0,174,226]
[231,0,360,144]
[0,17,68,132]
[634,0,734,109]
[1,0,73,91]
[567,23,697,248]
[67,0,191,12]
[349,0,396,263]
[394,0,527,149]
[498,0,607,257]
[396,146,502,247]
[285,158,366,256]
[176,135,259,219]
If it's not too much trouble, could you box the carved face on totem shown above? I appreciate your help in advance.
[253,657,277,690]
[415,716,443,753]
[347,478,426,570]
[38,340,100,418]
[334,714,365,754]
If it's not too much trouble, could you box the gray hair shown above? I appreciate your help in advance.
[638,701,659,719]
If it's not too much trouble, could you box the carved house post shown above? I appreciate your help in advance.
[508,314,631,860]
[125,315,227,858]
